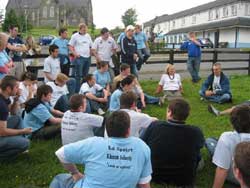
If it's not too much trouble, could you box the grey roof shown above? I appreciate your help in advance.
[167,17,250,35]
[144,0,250,27]
[6,0,90,9]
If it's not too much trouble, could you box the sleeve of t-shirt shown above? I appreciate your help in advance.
[138,144,152,184]
[43,58,51,73]
[63,137,97,164]
[95,84,103,91]
[92,39,98,50]
[68,35,76,47]
[31,104,53,123]
[159,74,165,86]
[84,114,104,128]
[212,136,232,170]
[138,113,154,129]
[79,83,90,95]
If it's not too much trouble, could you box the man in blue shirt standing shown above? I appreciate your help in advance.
[50,110,152,188]
[51,28,70,76]
[180,32,202,83]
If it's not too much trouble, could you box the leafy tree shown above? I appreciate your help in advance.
[121,8,137,27]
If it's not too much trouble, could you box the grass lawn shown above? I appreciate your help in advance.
[0,75,250,188]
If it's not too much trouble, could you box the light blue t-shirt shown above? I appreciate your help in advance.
[134,32,147,49]
[93,70,111,88]
[117,32,125,44]
[23,102,52,133]
[63,136,152,188]
[109,89,123,111]
[0,50,11,79]
[51,38,69,55]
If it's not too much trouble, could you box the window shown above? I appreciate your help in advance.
[245,4,250,15]
[32,12,35,21]
[215,8,220,19]
[192,15,196,24]
[208,10,213,20]
[223,7,228,17]
[50,6,54,17]
[179,35,182,43]
[174,36,177,43]
[172,21,175,28]
[42,6,47,18]
[181,18,185,26]
[231,5,237,16]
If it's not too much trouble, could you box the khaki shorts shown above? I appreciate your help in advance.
[163,90,182,101]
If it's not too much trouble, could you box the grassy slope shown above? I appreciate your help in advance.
[0,75,249,188]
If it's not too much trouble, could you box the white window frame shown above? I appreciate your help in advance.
[192,15,196,24]
[50,6,54,17]
[42,6,47,18]
[222,6,228,17]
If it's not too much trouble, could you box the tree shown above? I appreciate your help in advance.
[121,8,137,27]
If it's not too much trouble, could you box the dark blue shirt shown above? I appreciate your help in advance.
[0,94,10,121]
[7,37,24,62]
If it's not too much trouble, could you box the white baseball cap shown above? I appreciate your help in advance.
[126,25,135,31]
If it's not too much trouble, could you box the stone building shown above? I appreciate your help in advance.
[6,0,93,27]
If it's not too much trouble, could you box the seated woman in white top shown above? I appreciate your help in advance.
[156,64,183,101]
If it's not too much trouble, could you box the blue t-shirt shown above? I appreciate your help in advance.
[51,38,69,55]
[117,32,125,44]
[63,136,152,188]
[23,102,52,133]
[7,37,24,62]
[109,89,123,111]
[180,39,202,57]
[0,50,11,78]
[93,70,111,88]
[134,32,147,49]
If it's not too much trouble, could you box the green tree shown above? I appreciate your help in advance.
[121,8,138,27]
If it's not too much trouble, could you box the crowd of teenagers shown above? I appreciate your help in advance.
[0,23,250,188]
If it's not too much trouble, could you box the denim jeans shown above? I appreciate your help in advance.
[137,48,150,71]
[199,90,231,104]
[205,137,218,157]
[130,63,138,78]
[187,57,201,82]
[0,116,30,160]
[86,91,108,113]
[66,78,76,96]
[72,56,91,92]
[54,95,69,112]
[50,173,76,188]
[58,54,70,76]
[144,93,159,104]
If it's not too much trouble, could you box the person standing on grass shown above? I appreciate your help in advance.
[0,75,32,160]
[6,25,27,80]
[51,28,71,76]
[180,31,202,83]
[199,63,232,104]
[205,105,250,188]
[50,110,152,188]
[68,23,93,92]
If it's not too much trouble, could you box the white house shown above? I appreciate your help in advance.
[143,0,250,48]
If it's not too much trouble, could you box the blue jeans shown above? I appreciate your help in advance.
[130,63,138,78]
[199,90,231,104]
[66,78,76,96]
[50,173,76,188]
[54,95,69,112]
[144,93,159,104]
[0,116,30,160]
[205,137,218,157]
[72,56,91,92]
[187,57,201,82]
[137,48,150,71]
[58,54,70,76]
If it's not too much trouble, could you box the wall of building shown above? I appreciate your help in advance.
[238,27,250,47]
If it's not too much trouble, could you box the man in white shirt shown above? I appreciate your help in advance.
[61,94,104,145]
[120,91,157,137]
[68,23,93,92]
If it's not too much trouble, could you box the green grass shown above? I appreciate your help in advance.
[1,75,250,188]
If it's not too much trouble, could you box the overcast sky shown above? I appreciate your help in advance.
[1,0,213,29]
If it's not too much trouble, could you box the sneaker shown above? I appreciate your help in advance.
[158,97,164,107]
[97,108,105,115]
[200,97,204,101]
[208,104,220,116]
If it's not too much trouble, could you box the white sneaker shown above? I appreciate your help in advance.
[158,97,164,107]
[97,108,105,115]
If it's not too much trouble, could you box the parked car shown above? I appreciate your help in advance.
[199,38,213,48]
[39,35,56,46]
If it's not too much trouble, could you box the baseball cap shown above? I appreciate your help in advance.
[126,25,135,31]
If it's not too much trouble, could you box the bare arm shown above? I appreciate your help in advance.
[48,117,62,124]
[51,109,64,117]
[91,49,101,62]
[68,45,80,58]
[7,43,27,52]
[44,72,55,82]
[138,183,151,188]
[0,121,32,136]
[212,167,228,188]
[155,85,163,94]
[86,92,107,103]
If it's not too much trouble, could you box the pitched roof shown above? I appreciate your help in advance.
[144,0,250,27]
[167,17,250,35]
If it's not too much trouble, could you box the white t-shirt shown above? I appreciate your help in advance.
[159,73,182,91]
[18,82,37,104]
[61,110,103,145]
[121,109,154,137]
[46,81,69,107]
[68,32,93,58]
[213,131,250,184]
[43,56,61,83]
[212,76,221,93]
[93,36,117,67]
[79,82,103,95]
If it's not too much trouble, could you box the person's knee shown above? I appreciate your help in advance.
[199,90,205,97]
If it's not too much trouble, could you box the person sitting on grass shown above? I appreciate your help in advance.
[93,61,111,94]
[155,64,183,102]
[50,110,152,188]
[233,142,250,188]
[120,91,158,137]
[199,63,232,104]
[61,94,104,145]
[23,85,63,139]
[141,99,205,187]
[205,105,250,188]
[0,75,32,160]
[112,63,130,91]
[79,74,109,115]
[109,76,134,112]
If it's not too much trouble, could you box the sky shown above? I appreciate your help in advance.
[1,0,213,29]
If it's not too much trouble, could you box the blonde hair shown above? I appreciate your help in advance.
[56,73,69,83]
[165,64,175,74]
[0,32,9,50]
[79,23,87,30]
